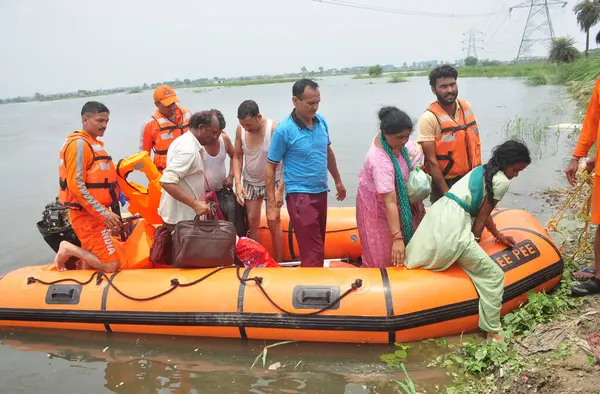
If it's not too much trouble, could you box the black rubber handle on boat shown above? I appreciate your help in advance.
[236,267,363,316]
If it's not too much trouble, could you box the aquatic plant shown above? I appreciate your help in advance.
[249,340,297,369]
[395,364,417,394]
[526,72,549,86]
[388,74,408,83]
[382,259,585,393]
[501,116,558,159]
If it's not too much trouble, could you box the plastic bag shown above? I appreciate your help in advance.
[235,237,280,268]
[407,166,432,204]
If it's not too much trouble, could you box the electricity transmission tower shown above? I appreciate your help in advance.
[510,0,567,63]
[462,29,484,59]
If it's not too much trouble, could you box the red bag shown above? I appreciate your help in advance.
[235,237,280,268]
[149,224,172,266]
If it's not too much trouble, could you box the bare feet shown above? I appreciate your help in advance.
[573,264,597,280]
[487,332,506,342]
[53,241,72,271]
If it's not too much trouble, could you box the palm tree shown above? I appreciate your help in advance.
[549,37,581,63]
[574,0,600,57]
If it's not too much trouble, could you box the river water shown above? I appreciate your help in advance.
[0,75,577,393]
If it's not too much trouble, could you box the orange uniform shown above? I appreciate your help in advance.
[139,104,191,171]
[573,77,600,225]
[424,99,482,179]
[58,131,119,263]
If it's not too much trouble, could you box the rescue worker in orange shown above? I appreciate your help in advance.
[53,101,123,273]
[139,85,192,172]
[417,64,482,203]
[565,76,600,296]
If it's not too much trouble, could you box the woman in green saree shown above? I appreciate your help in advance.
[404,140,531,341]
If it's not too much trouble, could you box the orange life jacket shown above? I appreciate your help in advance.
[150,106,191,171]
[58,131,118,211]
[424,99,482,179]
[116,151,164,225]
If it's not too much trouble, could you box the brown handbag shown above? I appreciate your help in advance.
[149,224,173,266]
[172,212,236,268]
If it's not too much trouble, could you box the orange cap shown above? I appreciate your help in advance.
[153,85,179,107]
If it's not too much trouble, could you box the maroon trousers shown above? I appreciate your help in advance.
[286,192,328,267]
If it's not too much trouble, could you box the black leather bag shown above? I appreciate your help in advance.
[217,188,249,237]
[172,214,236,268]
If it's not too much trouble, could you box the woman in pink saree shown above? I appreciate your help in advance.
[356,107,426,268]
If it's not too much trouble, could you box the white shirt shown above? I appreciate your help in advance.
[158,132,207,225]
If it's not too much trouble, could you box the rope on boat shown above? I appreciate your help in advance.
[234,267,363,316]
[26,266,363,315]
[544,167,595,260]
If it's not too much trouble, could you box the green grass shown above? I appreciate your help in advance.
[408,59,600,109]
[352,73,387,79]
[388,74,409,83]
[525,72,549,86]
[501,115,559,159]
[191,78,300,88]
[455,64,554,78]
[382,259,584,393]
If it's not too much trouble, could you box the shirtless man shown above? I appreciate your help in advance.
[233,100,284,263]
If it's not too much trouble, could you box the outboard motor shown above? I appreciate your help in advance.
[36,198,81,269]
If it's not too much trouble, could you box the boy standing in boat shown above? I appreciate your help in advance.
[233,100,285,262]
[417,65,482,203]
[139,85,192,173]
[266,79,346,267]
[53,102,122,273]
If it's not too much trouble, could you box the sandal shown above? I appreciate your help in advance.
[572,278,600,297]
[572,267,597,280]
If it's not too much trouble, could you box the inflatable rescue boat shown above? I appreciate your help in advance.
[0,205,562,344]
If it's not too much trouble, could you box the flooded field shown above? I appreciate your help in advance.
[0,74,578,393]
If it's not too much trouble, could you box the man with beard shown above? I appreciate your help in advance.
[417,65,482,203]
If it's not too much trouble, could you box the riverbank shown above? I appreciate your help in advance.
[0,77,313,104]
[349,59,600,114]
[381,176,600,393]
[180,77,300,90]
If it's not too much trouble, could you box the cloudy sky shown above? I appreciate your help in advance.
[0,0,592,97]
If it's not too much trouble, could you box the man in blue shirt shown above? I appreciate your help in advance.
[266,79,346,267]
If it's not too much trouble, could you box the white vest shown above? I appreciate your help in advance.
[241,119,281,185]
[201,135,227,191]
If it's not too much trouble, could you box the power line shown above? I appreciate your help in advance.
[311,0,495,18]
[463,29,485,58]
[479,1,510,37]
[510,0,568,62]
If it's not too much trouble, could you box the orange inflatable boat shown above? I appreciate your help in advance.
[0,206,562,344]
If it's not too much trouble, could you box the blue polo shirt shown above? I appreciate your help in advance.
[267,111,331,194]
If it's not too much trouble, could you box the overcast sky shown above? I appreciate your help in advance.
[0,0,592,97]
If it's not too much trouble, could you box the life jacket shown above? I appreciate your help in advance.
[116,151,164,225]
[424,99,482,179]
[150,105,191,171]
[58,131,118,211]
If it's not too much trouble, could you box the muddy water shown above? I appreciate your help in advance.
[0,75,576,392]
